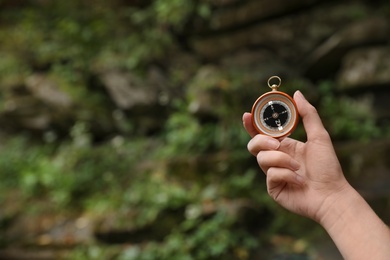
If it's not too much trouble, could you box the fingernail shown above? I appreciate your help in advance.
[267,138,280,150]
[295,174,305,185]
[290,159,300,171]
[242,112,249,124]
[296,90,306,100]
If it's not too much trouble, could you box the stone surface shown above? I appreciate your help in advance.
[100,70,157,110]
[187,65,226,118]
[205,0,241,7]
[99,66,171,110]
[25,74,73,109]
[337,47,390,89]
[191,2,370,61]
[3,211,93,247]
[205,0,322,31]
[337,140,390,200]
[0,96,52,131]
[336,139,390,222]
[304,16,390,79]
[0,74,76,131]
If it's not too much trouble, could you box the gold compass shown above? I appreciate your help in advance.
[251,76,299,138]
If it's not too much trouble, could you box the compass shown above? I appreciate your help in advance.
[251,76,299,138]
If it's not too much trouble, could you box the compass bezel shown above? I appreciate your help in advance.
[251,91,298,138]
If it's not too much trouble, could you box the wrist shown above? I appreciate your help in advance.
[315,182,358,229]
[315,182,390,259]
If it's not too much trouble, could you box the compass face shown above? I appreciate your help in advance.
[261,100,291,131]
[251,91,298,138]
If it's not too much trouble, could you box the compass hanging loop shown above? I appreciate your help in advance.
[267,76,281,91]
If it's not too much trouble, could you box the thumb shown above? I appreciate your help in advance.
[293,91,329,142]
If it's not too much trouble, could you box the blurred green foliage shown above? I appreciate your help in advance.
[318,81,382,141]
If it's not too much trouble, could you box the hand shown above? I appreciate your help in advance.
[243,91,349,222]
[244,91,390,259]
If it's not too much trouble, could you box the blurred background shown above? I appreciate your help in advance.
[0,0,389,259]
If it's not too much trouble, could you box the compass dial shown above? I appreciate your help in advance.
[261,100,291,131]
[251,91,298,138]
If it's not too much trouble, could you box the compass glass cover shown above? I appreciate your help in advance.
[261,100,291,131]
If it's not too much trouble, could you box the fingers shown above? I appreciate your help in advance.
[247,134,280,156]
[242,112,259,138]
[293,91,330,142]
[257,150,300,174]
[267,167,305,197]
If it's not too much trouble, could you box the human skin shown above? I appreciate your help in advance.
[243,90,390,259]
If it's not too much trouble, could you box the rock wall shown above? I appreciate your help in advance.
[1,0,389,136]
[1,0,390,192]
[0,1,390,258]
